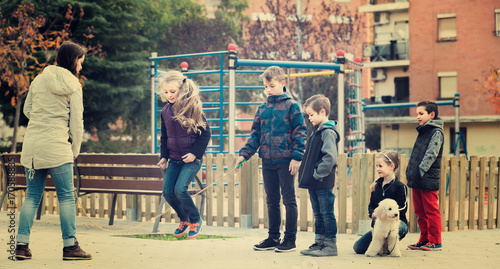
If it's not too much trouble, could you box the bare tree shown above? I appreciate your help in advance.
[240,0,365,103]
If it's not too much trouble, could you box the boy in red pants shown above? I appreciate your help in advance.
[406,101,443,251]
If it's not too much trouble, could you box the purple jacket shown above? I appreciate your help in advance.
[160,103,210,161]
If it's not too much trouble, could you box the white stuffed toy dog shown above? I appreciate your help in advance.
[365,198,401,257]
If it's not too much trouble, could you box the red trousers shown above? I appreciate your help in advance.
[412,189,442,244]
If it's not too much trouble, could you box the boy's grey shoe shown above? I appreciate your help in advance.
[254,237,280,251]
[300,239,324,255]
[310,238,337,257]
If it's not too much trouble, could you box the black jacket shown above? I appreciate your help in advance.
[298,120,340,190]
[405,118,444,191]
[368,177,408,225]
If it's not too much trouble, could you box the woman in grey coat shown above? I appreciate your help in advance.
[15,42,92,261]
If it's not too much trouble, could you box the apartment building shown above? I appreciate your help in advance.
[360,0,500,156]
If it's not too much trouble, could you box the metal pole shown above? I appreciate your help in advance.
[286,68,291,92]
[228,45,237,154]
[337,53,345,154]
[296,0,303,103]
[454,92,460,154]
[150,52,157,154]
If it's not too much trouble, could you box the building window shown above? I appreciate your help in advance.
[438,71,457,99]
[437,13,457,41]
[495,9,500,36]
[450,127,467,154]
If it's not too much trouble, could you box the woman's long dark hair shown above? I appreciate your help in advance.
[56,41,87,76]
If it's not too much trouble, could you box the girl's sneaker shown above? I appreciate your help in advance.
[420,242,442,251]
[173,221,189,237]
[187,219,203,239]
[408,241,428,250]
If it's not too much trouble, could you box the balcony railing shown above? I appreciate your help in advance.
[363,41,409,62]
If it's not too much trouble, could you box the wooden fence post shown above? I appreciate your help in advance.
[251,155,260,228]
[449,156,458,231]
[227,154,236,227]
[478,156,487,229]
[337,154,348,233]
[358,154,374,235]
[468,156,478,229]
[298,186,308,231]
[206,154,213,226]
[216,153,224,226]
[351,153,362,234]
[439,157,447,231]
[487,156,496,229]
[458,155,468,230]
[239,155,253,228]
[496,157,500,229]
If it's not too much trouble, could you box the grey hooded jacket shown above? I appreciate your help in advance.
[298,120,340,190]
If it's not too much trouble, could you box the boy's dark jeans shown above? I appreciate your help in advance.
[262,162,298,241]
[309,187,337,239]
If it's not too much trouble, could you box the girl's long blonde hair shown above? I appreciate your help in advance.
[156,70,206,134]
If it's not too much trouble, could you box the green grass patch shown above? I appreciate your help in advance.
[123,233,236,241]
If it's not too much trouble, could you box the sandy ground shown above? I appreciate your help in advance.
[1,211,499,269]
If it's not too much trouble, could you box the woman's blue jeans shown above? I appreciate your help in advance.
[17,163,77,247]
[353,221,409,254]
[309,188,337,239]
[162,159,202,223]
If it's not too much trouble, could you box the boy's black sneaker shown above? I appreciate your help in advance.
[253,237,280,251]
[275,238,296,252]
[15,244,32,260]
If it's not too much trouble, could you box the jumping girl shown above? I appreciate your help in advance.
[353,150,408,254]
[156,70,210,239]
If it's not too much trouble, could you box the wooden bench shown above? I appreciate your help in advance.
[1,153,205,232]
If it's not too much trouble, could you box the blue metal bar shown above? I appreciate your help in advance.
[153,59,159,154]
[218,54,225,153]
[150,51,227,60]
[183,70,221,75]
[363,100,454,111]
[237,58,341,70]
[235,70,265,74]
[203,108,220,112]
[157,69,264,75]
[207,145,220,148]
[199,89,221,93]
[236,86,265,90]
[181,69,266,75]
[199,86,222,90]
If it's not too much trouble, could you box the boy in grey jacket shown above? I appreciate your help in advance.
[298,94,340,257]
